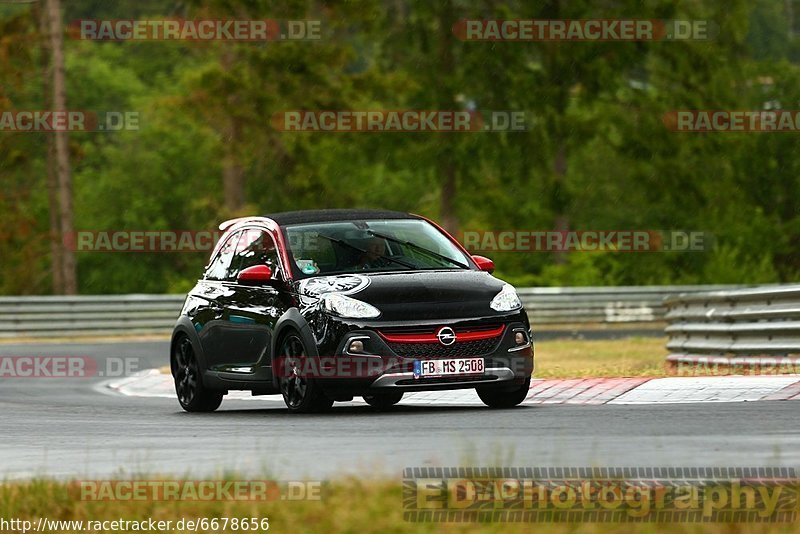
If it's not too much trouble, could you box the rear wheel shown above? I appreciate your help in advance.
[277,333,334,414]
[362,392,403,410]
[173,336,223,412]
[477,377,531,409]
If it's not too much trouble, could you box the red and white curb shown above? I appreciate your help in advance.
[100,370,800,406]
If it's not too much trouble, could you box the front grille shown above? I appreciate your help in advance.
[386,336,501,359]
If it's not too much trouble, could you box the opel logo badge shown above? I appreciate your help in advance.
[436,326,456,346]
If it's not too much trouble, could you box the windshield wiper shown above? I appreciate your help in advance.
[316,234,416,270]
[367,230,470,269]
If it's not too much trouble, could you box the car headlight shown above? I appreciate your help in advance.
[490,284,522,312]
[321,293,381,319]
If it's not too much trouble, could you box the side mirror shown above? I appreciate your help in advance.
[472,255,495,274]
[237,265,273,285]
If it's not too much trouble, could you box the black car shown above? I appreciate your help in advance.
[170,209,534,413]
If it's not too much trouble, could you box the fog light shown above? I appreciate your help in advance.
[515,332,526,345]
[348,340,365,353]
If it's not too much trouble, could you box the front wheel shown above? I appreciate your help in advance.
[363,392,403,410]
[172,336,223,412]
[277,333,334,414]
[477,377,531,409]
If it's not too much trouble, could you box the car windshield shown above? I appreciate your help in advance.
[284,219,472,277]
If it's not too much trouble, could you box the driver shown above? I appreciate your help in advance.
[356,237,391,270]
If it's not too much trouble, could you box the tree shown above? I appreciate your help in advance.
[35,2,63,294]
[46,0,77,294]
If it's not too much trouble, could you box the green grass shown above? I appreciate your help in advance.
[533,337,800,379]
[1,479,797,534]
[534,337,668,378]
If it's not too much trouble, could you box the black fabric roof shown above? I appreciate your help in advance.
[264,209,419,225]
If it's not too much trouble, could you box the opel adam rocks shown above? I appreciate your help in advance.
[171,209,534,413]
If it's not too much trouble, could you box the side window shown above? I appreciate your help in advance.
[228,228,280,281]
[204,231,242,281]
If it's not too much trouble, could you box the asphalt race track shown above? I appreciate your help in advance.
[1,341,799,480]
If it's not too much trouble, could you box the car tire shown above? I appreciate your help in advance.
[476,377,531,409]
[172,335,224,412]
[276,332,334,414]
[362,392,403,410]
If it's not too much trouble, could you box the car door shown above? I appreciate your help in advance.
[211,227,283,370]
[194,230,242,368]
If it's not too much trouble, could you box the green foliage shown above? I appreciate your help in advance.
[0,0,798,294]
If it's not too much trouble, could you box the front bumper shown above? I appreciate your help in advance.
[369,365,518,388]
[308,312,534,395]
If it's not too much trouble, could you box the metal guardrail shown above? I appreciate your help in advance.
[665,285,800,358]
[518,285,742,326]
[0,285,748,339]
[0,295,185,338]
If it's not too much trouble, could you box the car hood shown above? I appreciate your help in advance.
[296,270,510,320]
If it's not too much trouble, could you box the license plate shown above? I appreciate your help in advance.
[413,357,484,379]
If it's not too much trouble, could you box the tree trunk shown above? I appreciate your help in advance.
[221,49,245,213]
[46,0,76,294]
[222,122,245,212]
[552,142,569,264]
[436,0,459,234]
[541,0,571,263]
[38,2,64,294]
[46,131,65,293]
[439,161,458,234]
